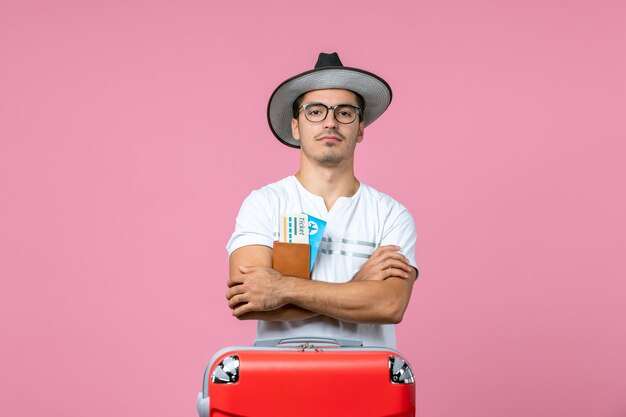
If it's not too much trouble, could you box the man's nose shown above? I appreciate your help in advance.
[323,108,338,129]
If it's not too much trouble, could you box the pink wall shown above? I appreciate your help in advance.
[1,1,625,416]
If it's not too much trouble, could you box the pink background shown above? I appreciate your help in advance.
[1,1,625,416]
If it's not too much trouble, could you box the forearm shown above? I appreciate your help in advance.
[278,277,413,324]
[235,304,319,321]
[228,245,416,323]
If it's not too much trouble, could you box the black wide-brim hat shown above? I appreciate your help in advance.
[267,52,393,148]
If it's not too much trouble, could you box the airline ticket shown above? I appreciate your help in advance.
[279,214,309,243]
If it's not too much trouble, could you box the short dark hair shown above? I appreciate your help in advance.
[292,90,365,120]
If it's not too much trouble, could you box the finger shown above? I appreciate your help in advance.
[228,294,248,309]
[371,245,402,260]
[384,259,413,272]
[226,285,245,300]
[379,251,409,263]
[383,267,413,280]
[227,275,246,288]
[232,302,253,317]
[370,267,408,281]
[372,245,400,256]
[390,258,411,269]
[375,257,405,273]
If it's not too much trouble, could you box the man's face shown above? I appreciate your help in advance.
[291,89,365,167]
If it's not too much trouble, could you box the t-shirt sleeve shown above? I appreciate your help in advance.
[380,207,419,274]
[226,190,275,255]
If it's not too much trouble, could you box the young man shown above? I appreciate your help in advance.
[226,53,418,348]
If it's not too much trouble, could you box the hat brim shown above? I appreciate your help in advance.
[267,67,392,148]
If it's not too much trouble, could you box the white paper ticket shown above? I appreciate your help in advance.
[280,214,309,243]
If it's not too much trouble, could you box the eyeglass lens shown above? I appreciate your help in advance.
[302,103,359,124]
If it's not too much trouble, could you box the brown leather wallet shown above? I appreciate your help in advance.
[272,241,311,279]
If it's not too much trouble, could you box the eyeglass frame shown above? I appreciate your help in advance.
[297,102,362,124]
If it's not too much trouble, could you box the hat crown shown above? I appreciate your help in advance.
[315,52,343,68]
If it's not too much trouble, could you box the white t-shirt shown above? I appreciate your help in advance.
[226,176,417,348]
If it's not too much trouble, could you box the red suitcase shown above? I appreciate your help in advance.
[196,337,415,417]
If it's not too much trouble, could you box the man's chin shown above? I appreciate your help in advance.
[316,153,344,167]
[302,145,345,166]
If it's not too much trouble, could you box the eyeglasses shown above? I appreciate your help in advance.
[299,102,361,124]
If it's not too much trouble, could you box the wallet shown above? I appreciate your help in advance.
[272,241,311,279]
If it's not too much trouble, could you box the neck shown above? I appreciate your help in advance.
[295,161,359,211]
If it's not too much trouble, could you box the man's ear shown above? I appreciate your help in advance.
[291,118,300,140]
[356,122,364,143]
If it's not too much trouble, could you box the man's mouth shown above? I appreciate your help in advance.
[316,132,344,142]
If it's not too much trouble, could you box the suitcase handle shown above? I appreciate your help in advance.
[253,337,363,347]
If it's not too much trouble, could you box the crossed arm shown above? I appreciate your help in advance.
[226,244,417,324]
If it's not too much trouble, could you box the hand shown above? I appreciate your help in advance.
[352,245,414,282]
[226,266,286,317]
